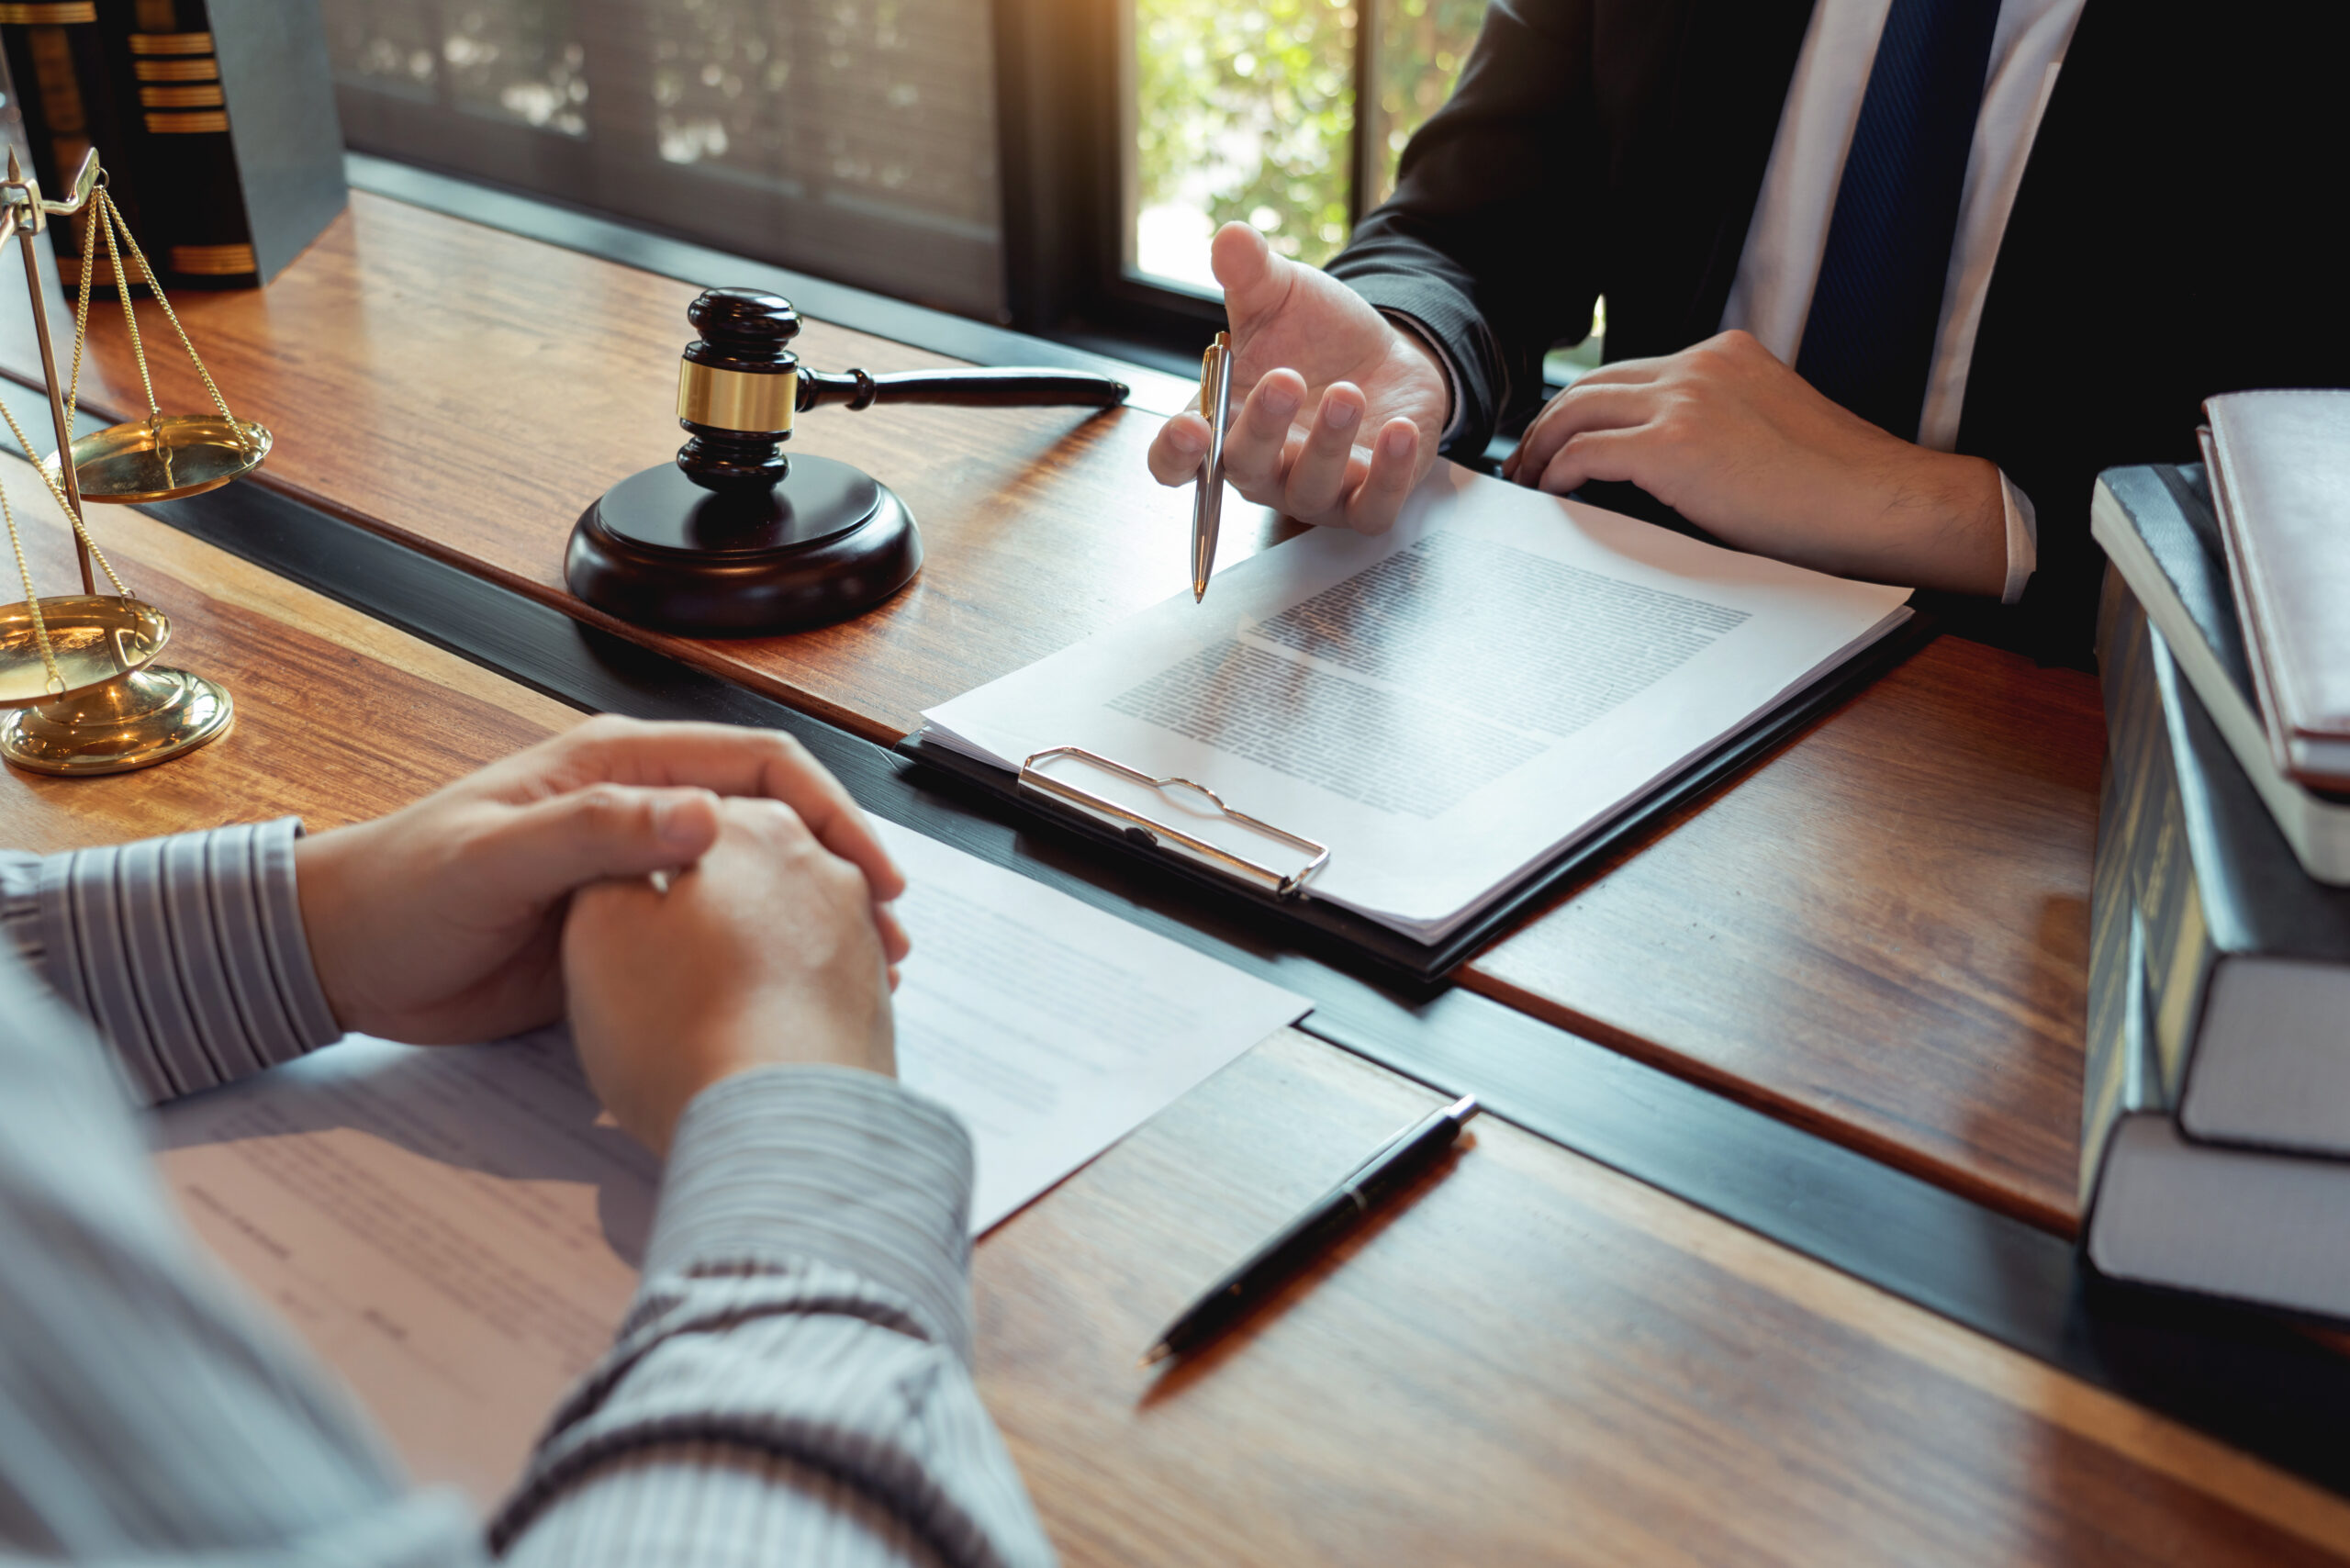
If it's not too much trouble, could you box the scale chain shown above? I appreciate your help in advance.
[0,469,64,695]
[0,393,130,599]
[103,189,237,427]
[64,197,98,436]
[95,190,162,422]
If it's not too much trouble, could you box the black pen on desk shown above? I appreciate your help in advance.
[1140,1092,1479,1366]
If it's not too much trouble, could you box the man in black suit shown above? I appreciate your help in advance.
[1145,0,2344,659]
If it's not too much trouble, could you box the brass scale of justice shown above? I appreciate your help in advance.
[0,145,267,775]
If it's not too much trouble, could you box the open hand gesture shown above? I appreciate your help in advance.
[1147,223,1449,533]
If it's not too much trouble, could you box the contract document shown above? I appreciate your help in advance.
[151,820,1307,1506]
[921,462,1915,941]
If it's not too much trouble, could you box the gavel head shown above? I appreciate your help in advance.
[676,287,802,493]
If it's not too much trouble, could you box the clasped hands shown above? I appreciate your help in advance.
[294,717,903,1153]
[1147,222,2008,598]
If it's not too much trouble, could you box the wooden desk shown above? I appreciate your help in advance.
[0,187,2098,1239]
[0,467,2337,1564]
[1464,635,2102,1235]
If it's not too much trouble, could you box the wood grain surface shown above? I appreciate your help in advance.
[1464,634,2105,1236]
[0,194,1292,742]
[1006,1028,2350,1567]
[0,195,2103,1237]
[0,454,572,844]
[1,482,2338,1562]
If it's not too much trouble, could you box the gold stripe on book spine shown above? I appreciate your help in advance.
[170,242,255,274]
[140,83,223,106]
[146,108,229,133]
[129,29,212,52]
[0,4,99,22]
[134,56,218,79]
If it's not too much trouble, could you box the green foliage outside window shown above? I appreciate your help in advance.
[1131,0,1485,277]
[1365,0,1487,207]
[1133,0,1357,268]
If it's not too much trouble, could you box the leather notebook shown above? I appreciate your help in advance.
[2201,391,2350,794]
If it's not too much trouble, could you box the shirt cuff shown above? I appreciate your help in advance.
[647,1065,977,1363]
[1998,471,2039,605]
[16,819,343,1104]
[1378,308,1465,442]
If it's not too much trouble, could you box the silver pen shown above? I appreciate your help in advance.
[1191,330,1233,603]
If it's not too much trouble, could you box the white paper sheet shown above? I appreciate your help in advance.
[921,462,1914,939]
[869,818,1311,1227]
[151,823,1309,1505]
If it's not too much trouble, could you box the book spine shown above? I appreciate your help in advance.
[114,0,256,289]
[0,0,151,293]
[2084,582,2217,1204]
[2078,905,2168,1226]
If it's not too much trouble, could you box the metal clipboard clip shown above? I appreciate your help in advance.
[1018,745,1330,900]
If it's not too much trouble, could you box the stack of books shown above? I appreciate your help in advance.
[2082,393,2350,1320]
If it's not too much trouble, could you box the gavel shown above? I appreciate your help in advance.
[567,287,1129,634]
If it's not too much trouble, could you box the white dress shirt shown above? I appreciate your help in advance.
[1721,0,2088,602]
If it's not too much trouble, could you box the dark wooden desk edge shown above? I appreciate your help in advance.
[7,417,2340,1497]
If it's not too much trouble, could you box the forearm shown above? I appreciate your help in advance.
[1755,447,2011,597]
[0,950,475,1562]
[494,1068,1053,1568]
[0,820,342,1104]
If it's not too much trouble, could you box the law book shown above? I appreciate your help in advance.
[2089,464,2350,885]
[2203,390,2350,795]
[913,462,1915,976]
[2082,585,2350,1317]
[2091,576,2350,1156]
[111,0,346,289]
[0,0,158,293]
[1,0,342,290]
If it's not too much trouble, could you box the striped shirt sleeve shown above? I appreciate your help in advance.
[2,836,1054,1566]
[496,1067,1056,1568]
[0,820,343,1104]
[0,944,481,1562]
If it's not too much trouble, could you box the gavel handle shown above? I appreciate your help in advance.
[797,366,1130,412]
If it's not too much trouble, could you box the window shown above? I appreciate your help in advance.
[320,1,1505,359]
[323,0,1005,317]
[1127,0,1485,288]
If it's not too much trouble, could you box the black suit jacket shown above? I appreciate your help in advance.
[1328,0,2350,662]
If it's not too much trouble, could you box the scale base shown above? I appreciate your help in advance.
[0,666,234,776]
[566,454,923,634]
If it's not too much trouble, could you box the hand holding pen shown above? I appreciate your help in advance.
[1146,223,1446,542]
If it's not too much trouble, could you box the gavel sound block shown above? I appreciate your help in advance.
[567,287,1131,634]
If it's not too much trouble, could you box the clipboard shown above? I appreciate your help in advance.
[898,611,1939,985]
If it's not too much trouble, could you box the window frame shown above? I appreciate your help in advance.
[990,0,1225,360]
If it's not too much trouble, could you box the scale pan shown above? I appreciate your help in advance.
[53,414,273,503]
[0,594,170,709]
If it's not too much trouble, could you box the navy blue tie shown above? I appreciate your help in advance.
[1795,0,2002,441]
